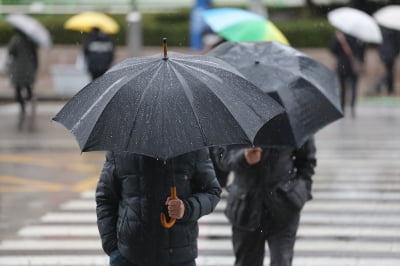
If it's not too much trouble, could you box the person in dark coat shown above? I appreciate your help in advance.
[83,27,115,80]
[7,28,38,130]
[213,138,316,266]
[330,30,366,117]
[374,26,400,95]
[96,148,221,266]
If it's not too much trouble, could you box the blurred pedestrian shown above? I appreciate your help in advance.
[374,26,400,95]
[330,30,366,117]
[96,148,221,266]
[213,138,317,266]
[7,28,38,131]
[83,27,115,80]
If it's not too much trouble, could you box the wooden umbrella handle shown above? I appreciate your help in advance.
[160,186,177,229]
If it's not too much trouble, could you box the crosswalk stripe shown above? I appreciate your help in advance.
[1,238,399,254]
[16,224,400,238]
[41,211,400,226]
[59,199,400,212]
[1,255,400,266]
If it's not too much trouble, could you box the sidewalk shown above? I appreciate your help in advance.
[0,45,398,101]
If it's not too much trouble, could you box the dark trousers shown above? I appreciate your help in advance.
[109,249,196,266]
[231,213,300,266]
[15,85,33,113]
[376,60,395,95]
[338,72,358,115]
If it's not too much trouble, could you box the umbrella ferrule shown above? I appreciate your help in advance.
[163,38,168,60]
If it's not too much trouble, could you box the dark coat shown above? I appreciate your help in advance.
[330,33,366,76]
[215,138,316,232]
[379,27,400,64]
[83,28,114,78]
[7,30,38,87]
[96,148,221,266]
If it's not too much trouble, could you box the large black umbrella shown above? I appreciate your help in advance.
[53,41,284,159]
[208,41,343,148]
[53,40,285,227]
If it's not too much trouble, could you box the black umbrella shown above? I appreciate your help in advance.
[53,39,285,227]
[208,41,343,148]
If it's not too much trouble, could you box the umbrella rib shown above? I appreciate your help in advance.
[124,62,164,152]
[71,76,126,135]
[170,64,209,146]
[75,63,158,150]
[175,60,255,142]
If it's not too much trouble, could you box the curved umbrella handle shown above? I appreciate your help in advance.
[160,186,177,229]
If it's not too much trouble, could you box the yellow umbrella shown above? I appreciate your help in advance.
[64,11,119,34]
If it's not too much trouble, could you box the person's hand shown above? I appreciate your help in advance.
[244,147,263,165]
[165,197,185,219]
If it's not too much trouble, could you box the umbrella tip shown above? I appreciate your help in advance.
[163,38,168,60]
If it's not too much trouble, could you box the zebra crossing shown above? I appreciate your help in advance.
[0,103,400,265]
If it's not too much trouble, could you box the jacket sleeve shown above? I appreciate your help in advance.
[95,151,119,255]
[293,137,317,190]
[181,149,222,222]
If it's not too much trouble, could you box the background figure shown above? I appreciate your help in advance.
[7,28,38,131]
[96,149,221,266]
[83,27,114,80]
[330,31,366,117]
[374,26,400,95]
[214,139,317,266]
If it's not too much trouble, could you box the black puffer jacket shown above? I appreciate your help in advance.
[215,138,316,231]
[96,148,221,266]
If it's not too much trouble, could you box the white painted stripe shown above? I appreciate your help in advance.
[2,239,399,254]
[199,239,400,253]
[0,255,108,266]
[313,191,400,200]
[41,213,96,223]
[313,183,400,190]
[60,200,95,210]
[303,201,400,212]
[17,224,400,238]
[196,256,400,266]
[18,226,99,237]
[58,199,400,212]
[0,255,399,266]
[199,225,400,238]
[200,212,400,226]
[0,240,101,250]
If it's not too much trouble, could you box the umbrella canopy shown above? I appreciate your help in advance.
[5,14,52,49]
[64,11,119,34]
[328,7,382,44]
[202,8,289,45]
[373,5,400,31]
[208,41,343,148]
[52,42,285,160]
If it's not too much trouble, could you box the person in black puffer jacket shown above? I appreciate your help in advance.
[83,27,115,80]
[96,148,221,266]
[213,138,316,266]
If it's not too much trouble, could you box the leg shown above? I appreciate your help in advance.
[349,75,358,117]
[26,85,36,131]
[232,226,265,266]
[338,73,346,113]
[14,86,25,130]
[15,85,25,114]
[385,61,395,95]
[266,213,300,266]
